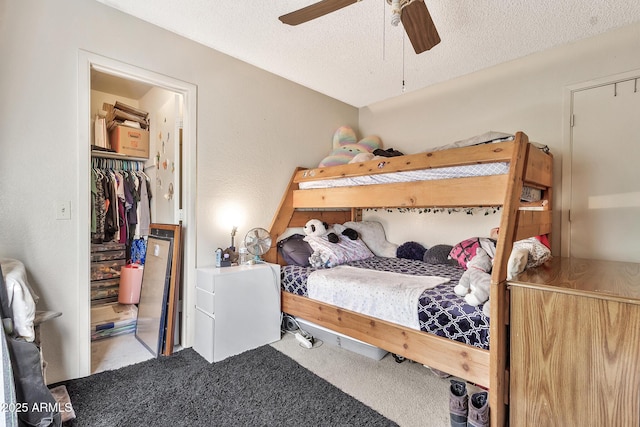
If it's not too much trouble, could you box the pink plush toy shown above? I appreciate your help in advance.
[318,126,382,167]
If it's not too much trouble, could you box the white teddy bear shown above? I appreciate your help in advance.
[454,247,492,317]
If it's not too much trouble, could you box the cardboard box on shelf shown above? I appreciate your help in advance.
[109,125,149,158]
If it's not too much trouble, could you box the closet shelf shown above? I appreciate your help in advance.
[91,149,148,162]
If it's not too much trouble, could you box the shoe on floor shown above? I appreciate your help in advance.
[468,391,489,427]
[449,379,467,427]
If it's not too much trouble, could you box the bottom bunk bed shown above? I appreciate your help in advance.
[281,256,491,386]
[266,131,554,426]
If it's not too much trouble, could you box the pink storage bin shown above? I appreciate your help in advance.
[118,264,143,304]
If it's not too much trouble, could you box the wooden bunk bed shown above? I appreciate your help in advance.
[264,131,553,427]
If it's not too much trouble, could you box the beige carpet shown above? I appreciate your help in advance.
[271,332,451,427]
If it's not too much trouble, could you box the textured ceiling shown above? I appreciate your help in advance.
[96,0,640,107]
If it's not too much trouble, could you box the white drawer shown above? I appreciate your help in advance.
[195,287,215,314]
[193,307,215,363]
[196,268,216,293]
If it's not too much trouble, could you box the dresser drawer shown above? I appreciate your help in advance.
[196,268,216,293]
[193,307,215,363]
[196,287,215,314]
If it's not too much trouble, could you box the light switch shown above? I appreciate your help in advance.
[55,201,71,220]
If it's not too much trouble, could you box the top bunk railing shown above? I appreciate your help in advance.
[295,134,515,183]
[294,132,552,189]
[290,132,552,211]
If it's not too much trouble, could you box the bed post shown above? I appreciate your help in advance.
[490,132,529,427]
[265,167,303,265]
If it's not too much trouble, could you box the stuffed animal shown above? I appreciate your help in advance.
[318,126,382,167]
[304,219,359,243]
[454,247,492,317]
[332,223,359,241]
[491,227,552,280]
[349,152,377,163]
[303,220,360,268]
[507,237,552,279]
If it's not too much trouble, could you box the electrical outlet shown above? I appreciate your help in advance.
[55,201,71,220]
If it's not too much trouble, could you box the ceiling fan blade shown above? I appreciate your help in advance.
[279,0,359,26]
[400,0,441,54]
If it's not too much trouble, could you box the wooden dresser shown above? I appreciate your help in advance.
[508,257,640,426]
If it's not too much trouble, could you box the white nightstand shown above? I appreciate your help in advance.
[193,263,281,363]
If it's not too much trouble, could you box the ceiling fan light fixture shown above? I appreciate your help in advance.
[390,0,401,26]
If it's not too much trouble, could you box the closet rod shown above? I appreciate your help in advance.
[91,157,144,171]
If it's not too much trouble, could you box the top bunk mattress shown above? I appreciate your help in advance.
[298,162,511,190]
[281,256,490,350]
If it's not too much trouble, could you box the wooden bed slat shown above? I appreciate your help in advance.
[293,175,510,209]
[523,145,553,188]
[288,210,352,228]
[295,141,516,183]
[282,292,490,387]
[515,210,553,241]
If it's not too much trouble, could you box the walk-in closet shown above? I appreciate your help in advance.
[89,67,184,373]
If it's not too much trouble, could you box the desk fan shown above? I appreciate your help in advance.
[244,228,272,263]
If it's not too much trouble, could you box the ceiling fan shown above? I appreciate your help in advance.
[279,0,440,54]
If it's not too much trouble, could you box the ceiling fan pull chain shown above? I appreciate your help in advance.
[402,34,406,93]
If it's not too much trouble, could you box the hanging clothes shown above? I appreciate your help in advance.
[138,172,152,237]
[91,169,106,244]
[90,158,152,255]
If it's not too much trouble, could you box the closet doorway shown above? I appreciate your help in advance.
[562,70,640,262]
[78,51,197,377]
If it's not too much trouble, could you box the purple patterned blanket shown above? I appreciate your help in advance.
[281,256,490,349]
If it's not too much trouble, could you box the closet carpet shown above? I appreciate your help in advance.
[54,345,397,426]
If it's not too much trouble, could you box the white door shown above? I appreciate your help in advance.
[569,77,640,262]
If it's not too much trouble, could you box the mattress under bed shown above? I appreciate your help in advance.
[281,256,490,350]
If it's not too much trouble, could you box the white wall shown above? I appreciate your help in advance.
[0,0,357,383]
[358,23,640,252]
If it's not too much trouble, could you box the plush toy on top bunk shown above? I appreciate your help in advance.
[454,248,492,317]
[318,126,384,167]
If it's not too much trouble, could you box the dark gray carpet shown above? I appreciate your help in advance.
[54,346,398,426]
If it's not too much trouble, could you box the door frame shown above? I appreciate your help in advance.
[78,50,197,376]
[561,68,640,257]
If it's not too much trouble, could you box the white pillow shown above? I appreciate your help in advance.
[304,235,373,268]
[342,221,398,258]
